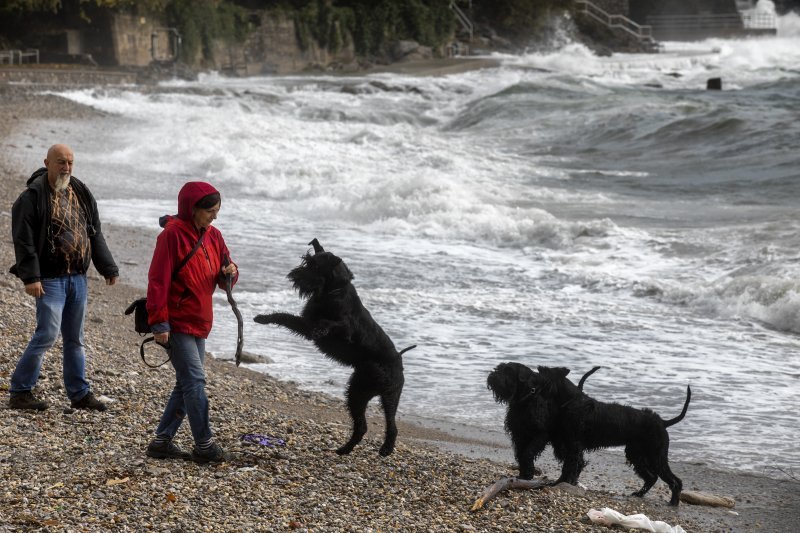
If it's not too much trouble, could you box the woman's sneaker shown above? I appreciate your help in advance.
[71,392,107,412]
[146,439,191,460]
[191,441,228,464]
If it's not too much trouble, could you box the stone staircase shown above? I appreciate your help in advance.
[574,0,660,51]
[450,0,473,41]
[448,0,473,56]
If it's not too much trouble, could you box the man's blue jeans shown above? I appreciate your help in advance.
[11,274,90,401]
[154,333,213,445]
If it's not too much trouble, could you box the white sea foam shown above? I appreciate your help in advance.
[778,10,800,36]
[497,18,800,90]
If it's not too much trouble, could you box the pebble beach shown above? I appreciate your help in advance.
[1,80,799,532]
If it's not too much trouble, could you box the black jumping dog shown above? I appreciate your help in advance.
[254,239,415,456]
[488,363,690,506]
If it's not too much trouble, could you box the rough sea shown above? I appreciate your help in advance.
[14,12,799,479]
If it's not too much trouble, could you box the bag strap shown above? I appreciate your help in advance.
[139,337,172,368]
[172,229,206,280]
[141,230,206,368]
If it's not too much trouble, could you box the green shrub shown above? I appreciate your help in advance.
[165,0,251,64]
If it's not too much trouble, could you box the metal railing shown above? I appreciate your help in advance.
[741,12,778,29]
[445,41,470,57]
[151,28,181,62]
[449,0,473,42]
[646,12,776,39]
[19,49,39,64]
[648,13,743,29]
[574,0,654,42]
[0,49,40,65]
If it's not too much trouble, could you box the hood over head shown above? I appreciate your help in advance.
[159,181,220,229]
[177,181,220,221]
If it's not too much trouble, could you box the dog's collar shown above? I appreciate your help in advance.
[518,388,537,402]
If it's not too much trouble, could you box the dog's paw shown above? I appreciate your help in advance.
[335,444,354,455]
[378,444,394,457]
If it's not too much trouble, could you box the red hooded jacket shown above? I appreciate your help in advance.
[146,182,238,339]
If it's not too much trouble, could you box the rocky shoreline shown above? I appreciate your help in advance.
[1,82,798,532]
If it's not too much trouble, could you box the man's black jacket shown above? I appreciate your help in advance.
[10,168,119,284]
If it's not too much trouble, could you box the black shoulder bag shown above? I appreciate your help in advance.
[125,232,205,367]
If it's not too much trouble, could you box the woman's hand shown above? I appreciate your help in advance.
[221,264,237,276]
[154,332,170,346]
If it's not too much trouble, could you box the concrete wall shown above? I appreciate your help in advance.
[110,14,161,67]
[39,10,353,73]
[212,12,356,76]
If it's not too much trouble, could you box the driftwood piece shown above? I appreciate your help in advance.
[471,476,549,511]
[680,490,736,508]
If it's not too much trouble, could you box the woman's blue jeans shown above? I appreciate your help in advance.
[154,332,213,445]
[10,274,90,401]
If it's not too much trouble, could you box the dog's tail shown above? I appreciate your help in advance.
[578,366,602,390]
[399,345,417,356]
[664,385,692,428]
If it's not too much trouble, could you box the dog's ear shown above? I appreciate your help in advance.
[309,238,324,254]
[511,363,542,401]
[537,366,570,379]
[534,366,571,397]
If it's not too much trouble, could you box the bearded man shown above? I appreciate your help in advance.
[8,144,119,411]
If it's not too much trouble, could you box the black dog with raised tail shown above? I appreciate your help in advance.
[487,362,599,481]
[254,239,415,456]
[488,362,691,506]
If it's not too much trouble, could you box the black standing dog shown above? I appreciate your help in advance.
[488,363,690,506]
[487,362,600,481]
[254,239,415,456]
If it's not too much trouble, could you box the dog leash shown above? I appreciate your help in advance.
[139,337,172,368]
[133,231,206,369]
[223,255,244,366]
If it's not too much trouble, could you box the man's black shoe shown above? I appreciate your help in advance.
[191,442,228,464]
[147,439,191,460]
[8,391,49,411]
[71,392,107,412]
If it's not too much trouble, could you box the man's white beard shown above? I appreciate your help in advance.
[53,174,70,192]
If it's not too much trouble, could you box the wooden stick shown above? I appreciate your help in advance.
[471,476,549,511]
[680,490,735,508]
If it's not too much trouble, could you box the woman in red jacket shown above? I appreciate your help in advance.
[144,181,238,463]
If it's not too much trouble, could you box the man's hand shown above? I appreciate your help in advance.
[24,281,44,298]
[106,276,118,286]
[221,264,237,276]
